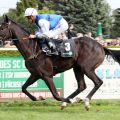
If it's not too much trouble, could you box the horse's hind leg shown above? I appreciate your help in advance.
[84,69,103,110]
[22,74,39,101]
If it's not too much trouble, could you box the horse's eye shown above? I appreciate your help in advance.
[0,27,4,30]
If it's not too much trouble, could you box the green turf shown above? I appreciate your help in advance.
[0,99,120,120]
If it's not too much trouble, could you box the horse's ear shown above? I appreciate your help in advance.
[3,15,9,23]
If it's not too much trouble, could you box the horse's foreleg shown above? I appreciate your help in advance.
[44,76,70,103]
[86,72,103,99]
[22,75,39,101]
[67,67,86,99]
[84,70,103,110]
[61,67,86,109]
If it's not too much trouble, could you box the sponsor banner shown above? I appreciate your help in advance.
[64,55,120,99]
[0,57,64,99]
[0,89,62,99]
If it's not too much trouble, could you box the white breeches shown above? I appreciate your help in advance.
[35,18,68,39]
[45,18,68,38]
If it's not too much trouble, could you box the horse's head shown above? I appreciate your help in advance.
[0,15,14,42]
[0,15,30,42]
[0,15,41,59]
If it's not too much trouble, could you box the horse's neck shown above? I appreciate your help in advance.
[11,24,38,60]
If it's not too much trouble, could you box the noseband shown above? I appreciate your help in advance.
[0,23,41,60]
[0,25,13,40]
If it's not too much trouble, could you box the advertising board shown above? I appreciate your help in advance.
[0,57,64,99]
[64,55,120,99]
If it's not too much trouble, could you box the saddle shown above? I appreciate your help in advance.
[41,38,76,57]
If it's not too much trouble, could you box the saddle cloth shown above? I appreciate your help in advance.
[41,38,76,57]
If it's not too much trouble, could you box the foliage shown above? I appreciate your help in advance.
[0,0,113,37]
[38,6,55,14]
[0,0,55,33]
[111,8,120,37]
[16,0,38,16]
[5,10,34,33]
[0,50,21,56]
[51,0,112,36]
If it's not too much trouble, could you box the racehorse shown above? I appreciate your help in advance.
[0,15,120,110]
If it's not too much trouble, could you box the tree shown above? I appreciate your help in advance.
[5,0,55,32]
[0,0,112,36]
[52,0,111,36]
[4,0,39,33]
[111,8,120,37]
[16,0,38,16]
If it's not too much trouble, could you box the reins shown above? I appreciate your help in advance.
[1,21,42,60]
[22,36,41,60]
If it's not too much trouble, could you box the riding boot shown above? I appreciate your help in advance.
[50,46,58,55]
[42,45,50,53]
[46,39,58,55]
[47,39,55,49]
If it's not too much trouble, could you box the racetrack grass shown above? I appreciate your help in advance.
[0,99,120,120]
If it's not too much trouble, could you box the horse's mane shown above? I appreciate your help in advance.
[8,17,30,34]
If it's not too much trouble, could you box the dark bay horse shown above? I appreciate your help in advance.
[0,15,120,110]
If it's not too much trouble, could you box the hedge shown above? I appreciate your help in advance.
[0,46,120,57]
[0,50,21,56]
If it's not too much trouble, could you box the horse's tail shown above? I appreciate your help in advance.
[104,47,120,65]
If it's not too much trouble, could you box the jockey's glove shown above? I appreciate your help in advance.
[36,33,49,39]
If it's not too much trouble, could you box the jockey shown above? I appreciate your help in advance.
[24,8,68,54]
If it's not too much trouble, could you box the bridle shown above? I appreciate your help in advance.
[22,35,43,60]
[0,23,13,40]
[0,22,42,60]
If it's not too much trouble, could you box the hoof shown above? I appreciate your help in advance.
[69,98,80,103]
[38,96,46,100]
[75,97,82,103]
[61,102,67,110]
[61,105,65,110]
[85,105,91,111]
[84,98,91,111]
